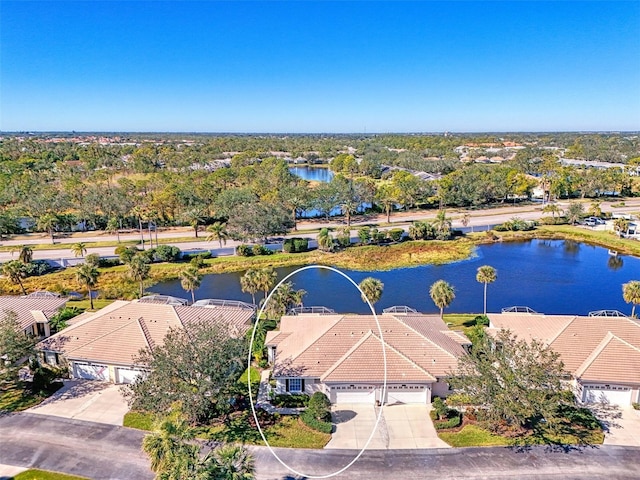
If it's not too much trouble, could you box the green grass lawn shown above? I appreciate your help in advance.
[12,469,90,480]
[0,382,61,413]
[66,299,115,311]
[122,411,156,431]
[443,314,481,335]
[438,425,512,447]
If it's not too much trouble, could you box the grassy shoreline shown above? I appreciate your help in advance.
[1,226,638,300]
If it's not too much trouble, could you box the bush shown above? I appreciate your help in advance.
[387,228,405,242]
[272,394,309,408]
[306,392,332,422]
[632,403,640,410]
[116,246,141,264]
[301,410,333,433]
[155,244,181,262]
[282,240,294,253]
[252,244,273,256]
[474,315,490,326]
[48,306,82,332]
[23,260,54,277]
[31,365,66,393]
[182,251,212,262]
[98,257,120,268]
[434,413,462,430]
[236,245,253,257]
[84,253,101,267]
[358,227,371,244]
[432,397,449,420]
[293,237,309,252]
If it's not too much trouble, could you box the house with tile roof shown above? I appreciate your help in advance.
[38,299,255,384]
[0,294,67,339]
[265,312,470,405]
[487,311,640,406]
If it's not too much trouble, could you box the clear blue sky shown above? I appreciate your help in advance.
[1,1,639,133]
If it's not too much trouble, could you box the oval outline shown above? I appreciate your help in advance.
[247,264,387,479]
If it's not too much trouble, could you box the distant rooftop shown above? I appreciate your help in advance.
[136,295,188,306]
[382,305,418,314]
[192,299,256,311]
[501,306,539,314]
[588,309,628,318]
[288,306,336,315]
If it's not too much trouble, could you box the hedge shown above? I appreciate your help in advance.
[301,410,333,434]
[283,237,309,253]
[434,413,462,430]
[272,394,309,408]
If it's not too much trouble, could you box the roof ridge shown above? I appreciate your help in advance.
[394,316,458,360]
[369,332,436,380]
[284,315,345,363]
[575,332,614,378]
[137,317,155,351]
[320,330,376,381]
[607,333,640,354]
[547,315,578,347]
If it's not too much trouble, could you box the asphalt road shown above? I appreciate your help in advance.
[1,412,639,480]
[2,199,639,264]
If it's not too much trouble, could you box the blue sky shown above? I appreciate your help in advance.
[1,1,639,132]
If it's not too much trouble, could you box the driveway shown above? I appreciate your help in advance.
[325,403,449,450]
[593,404,640,447]
[27,380,130,426]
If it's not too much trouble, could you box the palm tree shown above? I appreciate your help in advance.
[142,416,197,475]
[565,202,584,225]
[432,210,452,240]
[206,222,229,248]
[588,201,602,217]
[10,245,33,264]
[613,218,629,237]
[128,254,151,298]
[181,208,205,238]
[255,267,277,303]
[240,269,260,305]
[71,242,88,258]
[209,445,255,480]
[2,260,27,294]
[476,265,497,315]
[542,204,562,219]
[37,213,59,244]
[461,213,472,232]
[359,277,384,309]
[180,266,202,304]
[266,281,306,318]
[76,263,100,310]
[106,216,121,243]
[622,280,640,318]
[429,280,455,319]
[375,183,399,224]
[316,228,333,252]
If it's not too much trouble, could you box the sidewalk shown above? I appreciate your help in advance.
[0,463,26,478]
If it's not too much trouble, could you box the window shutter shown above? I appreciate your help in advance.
[301,379,306,392]
[286,379,290,392]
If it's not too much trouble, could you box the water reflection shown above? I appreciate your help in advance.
[608,255,624,270]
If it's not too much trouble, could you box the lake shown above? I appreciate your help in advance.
[151,240,640,316]
[289,165,334,183]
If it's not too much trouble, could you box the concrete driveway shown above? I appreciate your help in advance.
[325,403,449,450]
[593,404,640,447]
[27,380,130,426]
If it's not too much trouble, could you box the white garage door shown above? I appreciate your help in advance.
[331,385,376,404]
[385,385,428,404]
[582,385,632,406]
[73,362,110,381]
[116,367,146,384]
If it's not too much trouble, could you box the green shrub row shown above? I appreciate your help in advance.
[272,393,309,408]
[236,244,274,257]
[434,413,462,430]
[282,237,309,253]
[301,410,333,433]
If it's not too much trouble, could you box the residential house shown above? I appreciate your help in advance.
[38,299,255,384]
[0,293,67,339]
[487,311,640,406]
[266,311,470,405]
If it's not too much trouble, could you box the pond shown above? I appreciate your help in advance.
[151,240,640,316]
[289,165,334,183]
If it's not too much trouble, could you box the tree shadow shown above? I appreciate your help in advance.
[34,379,107,406]
[331,409,357,424]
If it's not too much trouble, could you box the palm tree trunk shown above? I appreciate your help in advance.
[18,279,26,295]
[386,205,391,223]
[483,283,488,315]
[440,306,444,319]
[219,239,223,248]
[292,208,298,231]
[191,290,195,304]
[633,304,636,318]
[89,288,94,310]
[50,229,55,244]
[140,281,144,299]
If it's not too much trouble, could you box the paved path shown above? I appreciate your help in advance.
[1,412,639,479]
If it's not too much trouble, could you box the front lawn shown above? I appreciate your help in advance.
[123,411,156,431]
[0,381,62,412]
[438,425,512,447]
[12,469,89,480]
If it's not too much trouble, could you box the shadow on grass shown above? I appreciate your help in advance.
[0,381,63,413]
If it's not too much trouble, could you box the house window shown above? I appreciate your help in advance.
[287,378,303,393]
[36,323,46,337]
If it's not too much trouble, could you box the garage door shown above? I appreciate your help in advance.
[385,385,428,404]
[73,362,110,381]
[116,367,146,384]
[331,385,376,404]
[582,385,632,406]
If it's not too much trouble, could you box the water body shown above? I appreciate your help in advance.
[289,165,334,183]
[151,240,640,316]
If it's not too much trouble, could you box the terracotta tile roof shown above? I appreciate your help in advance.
[38,301,253,366]
[0,296,67,330]
[575,333,640,384]
[487,313,640,385]
[321,331,436,383]
[271,313,466,381]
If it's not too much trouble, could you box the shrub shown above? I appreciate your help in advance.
[155,244,181,262]
[307,392,332,422]
[282,240,294,253]
[474,315,490,326]
[182,251,212,262]
[434,413,462,430]
[272,394,309,408]
[84,253,101,267]
[387,228,405,242]
[236,245,253,257]
[98,257,120,268]
[301,410,333,433]
[357,227,371,244]
[31,365,66,393]
[49,306,82,332]
[116,246,140,264]
[252,244,273,256]
[23,260,54,277]
[336,229,351,248]
[293,237,309,252]
[633,403,640,410]
[432,397,449,420]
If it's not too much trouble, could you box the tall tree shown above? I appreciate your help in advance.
[541,204,562,219]
[565,202,584,225]
[429,280,455,318]
[180,266,202,304]
[128,254,151,298]
[0,311,36,382]
[375,183,399,223]
[622,280,640,318]
[255,267,277,303]
[476,265,497,315]
[71,242,88,258]
[10,245,33,264]
[432,210,452,240]
[106,216,121,243]
[316,228,334,252]
[448,329,571,433]
[206,222,229,248]
[240,269,260,305]
[359,277,384,309]
[36,213,59,244]
[76,263,100,310]
[265,281,306,318]
[2,260,27,295]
